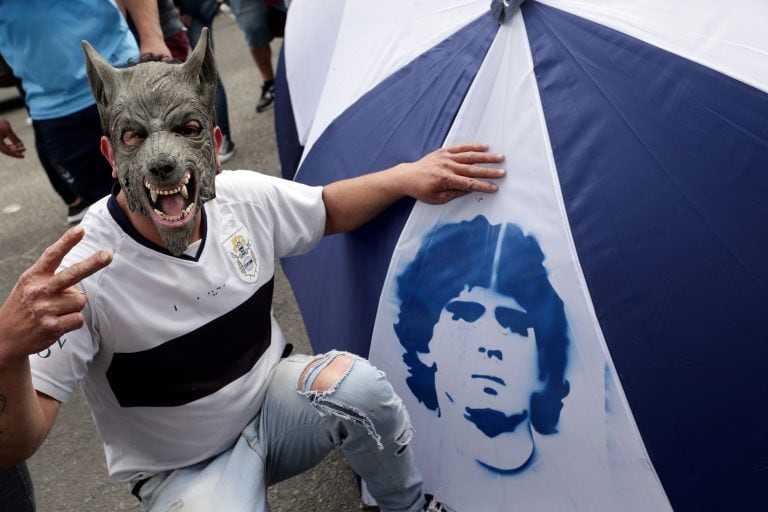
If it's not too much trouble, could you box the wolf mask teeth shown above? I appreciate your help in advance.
[82,28,219,256]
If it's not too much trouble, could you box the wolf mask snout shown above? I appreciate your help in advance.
[148,158,178,182]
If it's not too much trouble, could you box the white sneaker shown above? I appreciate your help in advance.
[219,136,236,163]
[66,200,92,224]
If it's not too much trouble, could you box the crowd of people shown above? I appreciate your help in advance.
[0,1,505,512]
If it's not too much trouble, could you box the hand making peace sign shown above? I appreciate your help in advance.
[0,227,112,364]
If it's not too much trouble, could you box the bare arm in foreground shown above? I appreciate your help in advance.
[323,144,505,235]
[0,228,112,467]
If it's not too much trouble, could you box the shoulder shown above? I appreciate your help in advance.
[214,170,322,205]
[216,169,289,187]
[215,169,276,188]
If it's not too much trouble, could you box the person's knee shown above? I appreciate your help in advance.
[296,353,413,452]
[298,353,354,393]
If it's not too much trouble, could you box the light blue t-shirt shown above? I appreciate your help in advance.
[0,0,139,120]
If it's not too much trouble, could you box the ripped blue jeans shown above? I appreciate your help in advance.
[134,352,424,512]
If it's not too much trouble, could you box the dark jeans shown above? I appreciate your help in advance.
[32,120,78,205]
[185,12,232,138]
[33,104,115,205]
[0,462,36,512]
[16,80,78,205]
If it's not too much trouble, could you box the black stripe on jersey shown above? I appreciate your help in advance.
[106,278,274,407]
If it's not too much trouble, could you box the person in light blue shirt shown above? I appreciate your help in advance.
[0,0,169,223]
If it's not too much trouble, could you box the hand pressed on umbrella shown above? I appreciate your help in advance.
[400,143,505,204]
[322,143,505,235]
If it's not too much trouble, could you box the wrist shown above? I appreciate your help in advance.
[0,348,30,372]
[387,163,412,198]
[0,336,30,370]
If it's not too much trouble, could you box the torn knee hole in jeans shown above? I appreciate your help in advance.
[298,352,384,449]
[297,352,355,395]
[297,352,415,454]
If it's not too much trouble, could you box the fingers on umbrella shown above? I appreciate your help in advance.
[450,150,505,166]
[451,162,506,179]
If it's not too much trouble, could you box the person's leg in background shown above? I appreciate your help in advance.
[0,462,36,512]
[31,120,85,224]
[184,4,236,162]
[228,0,287,113]
[33,105,116,215]
[251,44,274,87]
[15,78,83,224]
[211,73,235,161]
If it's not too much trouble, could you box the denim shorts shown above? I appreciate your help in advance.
[229,0,286,49]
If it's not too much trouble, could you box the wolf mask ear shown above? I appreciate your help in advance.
[82,40,119,132]
[182,27,217,109]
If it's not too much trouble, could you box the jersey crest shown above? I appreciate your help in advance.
[223,226,260,283]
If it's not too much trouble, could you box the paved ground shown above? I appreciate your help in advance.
[0,13,367,512]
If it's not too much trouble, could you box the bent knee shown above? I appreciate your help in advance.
[298,353,354,393]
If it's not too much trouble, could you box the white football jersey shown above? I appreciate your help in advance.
[30,170,325,482]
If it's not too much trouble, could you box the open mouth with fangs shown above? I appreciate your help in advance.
[143,171,197,227]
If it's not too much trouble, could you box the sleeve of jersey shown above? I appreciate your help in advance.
[222,171,326,258]
[29,241,102,404]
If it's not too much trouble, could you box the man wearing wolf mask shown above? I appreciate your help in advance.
[0,29,504,511]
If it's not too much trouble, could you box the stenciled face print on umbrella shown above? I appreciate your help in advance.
[393,217,570,475]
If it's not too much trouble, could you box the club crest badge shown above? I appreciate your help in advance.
[223,227,259,283]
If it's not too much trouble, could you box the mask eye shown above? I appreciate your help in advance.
[495,307,532,337]
[445,300,485,323]
[122,128,147,145]
[175,121,202,137]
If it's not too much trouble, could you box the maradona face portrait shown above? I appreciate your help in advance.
[394,216,570,474]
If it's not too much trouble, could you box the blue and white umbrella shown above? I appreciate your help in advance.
[275,1,768,510]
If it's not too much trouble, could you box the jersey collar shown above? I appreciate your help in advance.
[107,184,207,261]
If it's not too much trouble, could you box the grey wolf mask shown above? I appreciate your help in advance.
[82,28,218,256]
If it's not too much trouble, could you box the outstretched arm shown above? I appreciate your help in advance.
[0,228,112,467]
[322,144,505,235]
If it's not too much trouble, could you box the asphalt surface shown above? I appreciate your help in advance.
[0,13,366,512]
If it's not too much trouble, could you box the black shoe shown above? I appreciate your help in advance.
[66,199,92,224]
[423,494,447,511]
[256,80,275,113]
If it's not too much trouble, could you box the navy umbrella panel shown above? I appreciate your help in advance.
[526,3,768,510]
[276,1,768,510]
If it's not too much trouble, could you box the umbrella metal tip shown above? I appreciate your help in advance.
[490,0,526,24]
